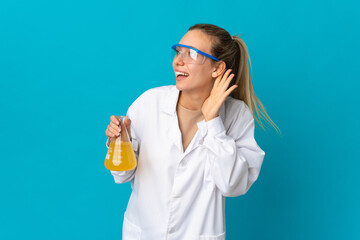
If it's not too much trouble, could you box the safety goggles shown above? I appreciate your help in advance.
[171,44,220,65]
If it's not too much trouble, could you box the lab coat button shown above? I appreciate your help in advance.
[172,192,181,198]
[180,161,186,168]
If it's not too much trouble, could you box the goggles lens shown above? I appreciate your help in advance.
[172,46,206,64]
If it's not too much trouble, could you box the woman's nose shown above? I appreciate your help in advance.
[173,54,185,66]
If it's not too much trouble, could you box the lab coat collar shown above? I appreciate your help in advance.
[160,86,180,116]
[160,85,226,122]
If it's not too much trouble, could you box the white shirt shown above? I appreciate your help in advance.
[109,85,265,240]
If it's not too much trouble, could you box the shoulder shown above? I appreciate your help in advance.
[224,97,254,128]
[225,97,252,118]
[133,85,176,103]
[128,85,176,113]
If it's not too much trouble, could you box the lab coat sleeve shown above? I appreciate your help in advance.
[107,107,141,184]
[202,108,265,197]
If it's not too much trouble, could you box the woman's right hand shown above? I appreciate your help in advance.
[105,115,132,140]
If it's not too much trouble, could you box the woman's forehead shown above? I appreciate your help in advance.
[179,30,213,54]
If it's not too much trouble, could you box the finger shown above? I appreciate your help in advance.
[108,125,120,136]
[217,85,238,106]
[212,71,227,94]
[125,116,131,129]
[106,127,119,138]
[220,73,235,92]
[110,122,121,131]
[218,69,231,87]
[219,69,233,88]
[110,115,120,125]
[224,85,238,97]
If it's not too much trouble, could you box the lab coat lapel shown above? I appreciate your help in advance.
[160,86,184,153]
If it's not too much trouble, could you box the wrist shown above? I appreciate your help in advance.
[204,114,219,122]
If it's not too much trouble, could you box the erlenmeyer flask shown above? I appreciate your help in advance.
[104,116,137,171]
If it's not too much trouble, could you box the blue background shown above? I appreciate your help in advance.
[1,0,359,239]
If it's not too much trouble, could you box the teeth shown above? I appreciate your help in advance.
[175,71,189,77]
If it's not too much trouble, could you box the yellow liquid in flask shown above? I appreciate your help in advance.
[105,138,137,171]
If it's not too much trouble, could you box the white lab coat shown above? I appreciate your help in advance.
[109,85,265,240]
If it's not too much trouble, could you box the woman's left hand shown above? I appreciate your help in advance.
[201,69,238,121]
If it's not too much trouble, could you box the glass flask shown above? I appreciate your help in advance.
[104,115,137,171]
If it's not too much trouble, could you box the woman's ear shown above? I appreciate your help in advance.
[212,61,226,78]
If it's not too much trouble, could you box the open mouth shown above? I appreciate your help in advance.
[175,71,189,81]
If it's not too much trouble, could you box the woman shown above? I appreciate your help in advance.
[105,23,280,240]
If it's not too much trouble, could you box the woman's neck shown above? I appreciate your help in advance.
[178,90,210,111]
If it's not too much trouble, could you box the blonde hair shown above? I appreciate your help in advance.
[188,24,281,134]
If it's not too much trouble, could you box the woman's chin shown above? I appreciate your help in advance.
[175,81,186,91]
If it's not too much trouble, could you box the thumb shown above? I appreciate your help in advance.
[124,116,132,139]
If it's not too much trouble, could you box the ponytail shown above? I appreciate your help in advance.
[231,36,281,134]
